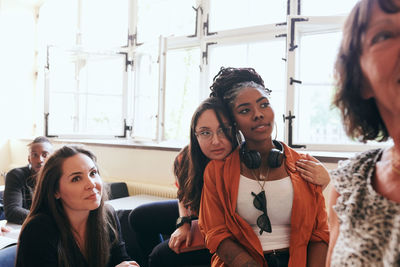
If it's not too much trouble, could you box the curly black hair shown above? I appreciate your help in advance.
[209,67,266,98]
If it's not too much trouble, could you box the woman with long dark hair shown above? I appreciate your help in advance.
[16,145,139,267]
[130,97,235,267]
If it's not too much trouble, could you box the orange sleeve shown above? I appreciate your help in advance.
[310,185,330,244]
[199,161,232,254]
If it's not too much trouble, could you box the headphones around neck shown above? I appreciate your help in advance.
[240,140,285,169]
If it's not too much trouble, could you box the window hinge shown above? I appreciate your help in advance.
[119,52,133,71]
[202,42,217,65]
[275,22,287,27]
[275,33,287,38]
[203,14,217,36]
[116,119,132,138]
[290,77,302,85]
[44,113,58,138]
[125,33,143,48]
[187,5,203,38]
[289,17,309,51]
[283,111,306,149]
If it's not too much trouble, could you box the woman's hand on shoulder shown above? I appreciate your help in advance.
[115,261,140,267]
[168,223,191,254]
[296,154,330,190]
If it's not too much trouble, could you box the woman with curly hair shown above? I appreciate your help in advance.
[199,67,330,267]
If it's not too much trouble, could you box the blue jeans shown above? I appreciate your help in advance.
[0,245,17,267]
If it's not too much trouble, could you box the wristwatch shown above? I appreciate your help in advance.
[176,216,193,228]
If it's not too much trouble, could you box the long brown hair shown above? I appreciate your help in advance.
[176,97,236,214]
[333,0,399,142]
[18,145,117,267]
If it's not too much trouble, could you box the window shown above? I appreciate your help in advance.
[36,0,386,152]
[45,46,127,137]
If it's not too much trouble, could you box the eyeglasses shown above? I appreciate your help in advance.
[195,126,232,141]
[251,190,272,234]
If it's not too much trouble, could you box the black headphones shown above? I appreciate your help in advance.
[240,140,285,169]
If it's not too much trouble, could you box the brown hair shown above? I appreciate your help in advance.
[18,145,116,267]
[333,0,399,142]
[175,97,236,214]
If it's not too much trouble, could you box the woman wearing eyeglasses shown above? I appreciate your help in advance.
[130,97,236,267]
[199,67,329,267]
[130,97,329,267]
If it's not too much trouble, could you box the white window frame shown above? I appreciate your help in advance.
[39,0,389,153]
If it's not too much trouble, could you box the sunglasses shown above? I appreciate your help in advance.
[251,190,272,234]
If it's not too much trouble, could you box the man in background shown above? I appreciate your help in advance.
[3,137,53,224]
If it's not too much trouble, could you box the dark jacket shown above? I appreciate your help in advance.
[4,166,35,224]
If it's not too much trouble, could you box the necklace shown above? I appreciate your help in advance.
[250,165,270,191]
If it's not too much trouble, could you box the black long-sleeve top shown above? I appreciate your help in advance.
[4,166,35,224]
[16,207,132,267]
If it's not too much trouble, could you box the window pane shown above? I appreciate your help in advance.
[208,40,286,141]
[48,93,75,135]
[164,47,200,142]
[294,85,351,144]
[81,0,128,47]
[298,32,341,84]
[38,0,77,46]
[209,0,286,32]
[47,48,126,136]
[132,44,159,140]
[301,0,359,16]
[137,0,196,43]
[294,31,352,144]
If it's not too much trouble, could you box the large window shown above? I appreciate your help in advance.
[34,0,386,151]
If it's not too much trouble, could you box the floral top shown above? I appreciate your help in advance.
[330,149,400,267]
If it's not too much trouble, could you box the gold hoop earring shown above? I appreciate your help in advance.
[236,130,243,146]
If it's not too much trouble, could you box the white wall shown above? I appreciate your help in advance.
[6,139,180,193]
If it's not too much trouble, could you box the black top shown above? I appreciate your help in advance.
[4,166,35,224]
[16,207,132,267]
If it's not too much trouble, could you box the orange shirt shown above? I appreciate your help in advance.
[199,143,329,267]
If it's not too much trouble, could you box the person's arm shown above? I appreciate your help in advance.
[307,241,328,267]
[325,187,340,267]
[4,170,30,224]
[168,201,192,253]
[216,238,260,267]
[306,175,330,266]
[296,154,330,190]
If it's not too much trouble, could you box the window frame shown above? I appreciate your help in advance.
[39,0,389,153]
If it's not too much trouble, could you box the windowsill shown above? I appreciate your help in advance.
[17,137,359,163]
[49,138,184,152]
[45,138,357,163]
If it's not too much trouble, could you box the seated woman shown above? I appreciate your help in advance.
[15,145,139,267]
[199,67,329,267]
[130,97,330,267]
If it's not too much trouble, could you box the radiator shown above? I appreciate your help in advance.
[127,182,177,199]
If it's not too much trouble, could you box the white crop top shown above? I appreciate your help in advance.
[236,174,293,251]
